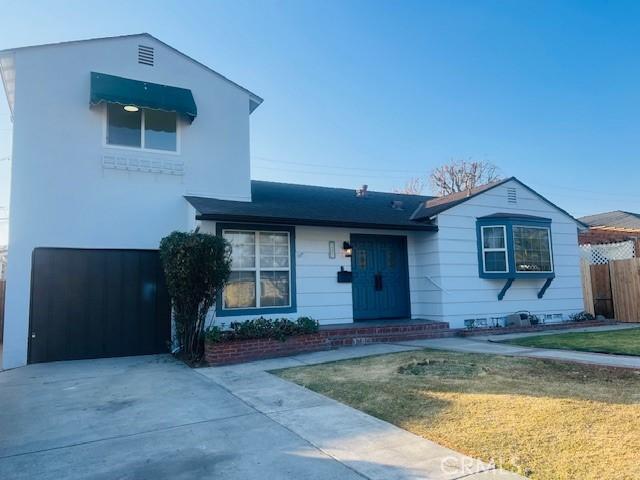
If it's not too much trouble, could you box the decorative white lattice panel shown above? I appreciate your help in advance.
[580,240,635,265]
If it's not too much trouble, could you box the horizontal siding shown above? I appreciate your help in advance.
[201,222,440,325]
[434,179,584,328]
[199,182,583,331]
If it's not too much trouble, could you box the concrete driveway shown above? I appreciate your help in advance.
[0,352,521,480]
[0,355,364,480]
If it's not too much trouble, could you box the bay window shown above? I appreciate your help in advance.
[513,226,553,273]
[218,225,296,315]
[480,226,508,273]
[477,215,554,279]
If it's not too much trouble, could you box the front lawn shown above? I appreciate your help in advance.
[275,350,640,480]
[503,327,640,356]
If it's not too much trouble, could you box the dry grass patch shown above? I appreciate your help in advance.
[274,350,640,479]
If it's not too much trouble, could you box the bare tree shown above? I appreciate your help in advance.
[394,177,426,195]
[429,159,501,196]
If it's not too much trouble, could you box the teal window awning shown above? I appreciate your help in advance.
[90,72,197,122]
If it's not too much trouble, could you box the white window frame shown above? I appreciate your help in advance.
[222,229,292,310]
[512,225,554,273]
[103,104,181,155]
[481,225,509,273]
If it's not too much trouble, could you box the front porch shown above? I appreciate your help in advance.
[320,318,453,347]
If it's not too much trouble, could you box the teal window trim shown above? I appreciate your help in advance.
[476,215,555,280]
[215,223,297,317]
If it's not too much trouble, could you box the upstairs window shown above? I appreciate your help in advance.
[476,215,554,279]
[106,103,177,152]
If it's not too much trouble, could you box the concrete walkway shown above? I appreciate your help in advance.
[392,324,640,369]
[198,350,523,480]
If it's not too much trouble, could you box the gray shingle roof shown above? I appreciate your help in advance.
[410,178,509,220]
[187,177,585,231]
[185,181,437,231]
[579,211,640,230]
[410,176,586,227]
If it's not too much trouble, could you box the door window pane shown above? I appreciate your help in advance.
[144,109,177,151]
[385,248,396,269]
[357,249,367,269]
[260,271,290,307]
[514,227,552,272]
[107,103,141,147]
[224,271,256,308]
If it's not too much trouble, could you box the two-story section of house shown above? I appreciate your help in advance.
[0,34,262,368]
[1,34,586,369]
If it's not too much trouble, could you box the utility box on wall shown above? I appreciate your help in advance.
[337,267,352,283]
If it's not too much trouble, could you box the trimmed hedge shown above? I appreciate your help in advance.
[205,316,319,343]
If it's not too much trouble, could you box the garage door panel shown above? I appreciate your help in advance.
[29,248,171,363]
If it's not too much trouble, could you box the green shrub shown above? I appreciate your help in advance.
[205,316,319,343]
[296,316,319,334]
[159,230,231,362]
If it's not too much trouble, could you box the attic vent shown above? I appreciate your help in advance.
[391,200,404,210]
[507,187,517,204]
[138,45,154,66]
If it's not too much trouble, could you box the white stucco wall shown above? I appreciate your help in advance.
[430,179,584,328]
[2,36,254,368]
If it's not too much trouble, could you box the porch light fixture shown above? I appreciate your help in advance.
[123,105,139,112]
[342,241,353,257]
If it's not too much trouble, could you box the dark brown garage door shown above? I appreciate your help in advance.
[29,248,171,363]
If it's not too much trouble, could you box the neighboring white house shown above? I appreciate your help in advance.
[0,33,585,369]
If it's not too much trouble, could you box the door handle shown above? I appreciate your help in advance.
[374,273,383,291]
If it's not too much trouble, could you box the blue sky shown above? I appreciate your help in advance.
[1,0,640,245]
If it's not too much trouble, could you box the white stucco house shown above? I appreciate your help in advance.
[0,33,585,368]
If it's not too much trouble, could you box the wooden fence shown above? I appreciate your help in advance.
[0,280,5,342]
[582,258,640,322]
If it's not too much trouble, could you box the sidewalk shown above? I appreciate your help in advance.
[392,325,640,369]
[197,346,524,480]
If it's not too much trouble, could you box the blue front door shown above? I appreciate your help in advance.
[351,235,410,320]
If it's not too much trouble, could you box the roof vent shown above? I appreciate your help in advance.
[356,184,368,197]
[507,187,517,204]
[138,45,154,66]
[391,200,404,210]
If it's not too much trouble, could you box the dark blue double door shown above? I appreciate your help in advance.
[351,235,410,320]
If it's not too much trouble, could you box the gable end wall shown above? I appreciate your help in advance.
[432,180,583,327]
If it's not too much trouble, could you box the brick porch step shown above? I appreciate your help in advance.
[320,320,454,347]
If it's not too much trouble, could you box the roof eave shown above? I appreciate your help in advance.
[409,177,588,228]
[195,213,438,232]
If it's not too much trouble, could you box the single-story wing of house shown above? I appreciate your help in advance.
[0,33,586,368]
[189,177,587,329]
